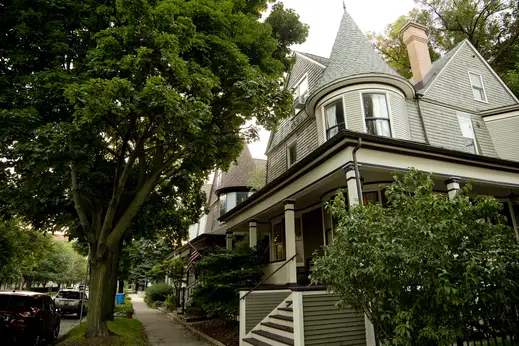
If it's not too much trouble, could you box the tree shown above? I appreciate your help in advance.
[370,0,519,93]
[248,167,267,191]
[311,169,519,345]
[0,0,308,337]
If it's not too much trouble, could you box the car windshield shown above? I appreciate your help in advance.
[0,295,36,310]
[56,291,81,299]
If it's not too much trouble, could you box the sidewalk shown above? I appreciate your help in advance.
[130,294,210,346]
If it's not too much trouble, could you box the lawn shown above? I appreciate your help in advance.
[57,318,149,346]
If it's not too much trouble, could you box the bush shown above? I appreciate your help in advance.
[164,294,176,311]
[145,282,173,307]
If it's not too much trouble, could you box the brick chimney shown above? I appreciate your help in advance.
[401,22,432,83]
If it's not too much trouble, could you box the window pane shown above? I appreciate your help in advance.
[474,88,485,101]
[325,100,345,139]
[469,73,483,88]
[366,119,391,137]
[458,117,474,139]
[325,103,337,127]
[236,192,248,205]
[288,143,297,165]
[363,94,389,119]
[219,194,227,215]
[299,77,308,96]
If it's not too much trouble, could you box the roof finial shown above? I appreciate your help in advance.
[342,0,346,10]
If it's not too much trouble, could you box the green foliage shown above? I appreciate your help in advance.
[163,294,177,311]
[311,169,519,345]
[144,283,173,307]
[248,167,266,191]
[114,300,134,315]
[191,242,267,319]
[146,258,185,287]
[371,0,519,95]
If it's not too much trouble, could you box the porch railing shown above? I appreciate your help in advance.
[240,253,297,301]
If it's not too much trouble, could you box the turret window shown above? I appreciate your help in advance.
[362,93,391,137]
[325,99,345,139]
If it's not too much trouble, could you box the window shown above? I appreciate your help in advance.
[363,93,391,137]
[215,170,222,187]
[294,76,308,100]
[362,191,380,206]
[272,221,285,261]
[236,192,248,205]
[469,72,487,102]
[457,112,478,154]
[219,194,227,215]
[325,99,345,139]
[288,142,297,166]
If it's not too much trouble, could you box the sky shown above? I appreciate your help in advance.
[248,0,416,159]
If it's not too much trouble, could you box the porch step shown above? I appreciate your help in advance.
[285,300,292,307]
[252,330,294,346]
[270,314,293,322]
[243,337,271,346]
[277,307,293,312]
[261,322,294,333]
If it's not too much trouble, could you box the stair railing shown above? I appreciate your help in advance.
[240,253,297,301]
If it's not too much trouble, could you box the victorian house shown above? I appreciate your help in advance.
[215,8,519,346]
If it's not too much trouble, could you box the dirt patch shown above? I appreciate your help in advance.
[191,319,239,346]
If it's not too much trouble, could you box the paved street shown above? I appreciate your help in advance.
[58,315,82,338]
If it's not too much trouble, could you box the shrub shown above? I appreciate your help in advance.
[164,294,176,311]
[145,282,173,307]
[311,169,519,345]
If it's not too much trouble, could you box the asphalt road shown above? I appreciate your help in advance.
[58,315,83,338]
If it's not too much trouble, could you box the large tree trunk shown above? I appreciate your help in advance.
[103,242,122,321]
[85,245,119,337]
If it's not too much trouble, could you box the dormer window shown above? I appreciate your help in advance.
[457,111,478,154]
[294,75,309,111]
[325,99,345,140]
[362,93,391,137]
[469,72,487,102]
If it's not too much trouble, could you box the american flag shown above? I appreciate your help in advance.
[187,247,200,269]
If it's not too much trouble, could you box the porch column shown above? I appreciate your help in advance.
[226,231,233,250]
[445,177,461,199]
[284,200,297,285]
[249,220,258,248]
[344,163,362,207]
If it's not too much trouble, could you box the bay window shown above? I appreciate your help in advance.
[325,99,345,140]
[363,93,391,137]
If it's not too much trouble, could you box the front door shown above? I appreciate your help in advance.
[298,208,324,285]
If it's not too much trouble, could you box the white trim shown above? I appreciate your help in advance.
[508,200,519,242]
[468,71,488,104]
[293,73,309,96]
[464,40,519,103]
[423,40,467,95]
[239,291,246,346]
[295,52,327,69]
[483,111,519,122]
[322,96,347,141]
[292,292,305,346]
[456,111,479,155]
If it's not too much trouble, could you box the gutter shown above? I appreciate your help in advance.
[416,93,430,145]
[352,138,363,202]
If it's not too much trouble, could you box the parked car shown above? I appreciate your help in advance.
[0,291,60,345]
[54,290,87,317]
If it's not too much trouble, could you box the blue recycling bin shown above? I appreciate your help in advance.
[116,293,125,305]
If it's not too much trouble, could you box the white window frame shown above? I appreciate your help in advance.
[468,72,488,103]
[456,111,479,154]
[270,218,286,262]
[322,96,346,140]
[293,73,309,100]
[360,91,394,138]
[287,139,297,167]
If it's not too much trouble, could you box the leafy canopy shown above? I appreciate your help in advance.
[311,169,519,345]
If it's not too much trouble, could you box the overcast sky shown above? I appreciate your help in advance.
[248,0,416,159]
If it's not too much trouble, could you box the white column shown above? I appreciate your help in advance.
[292,291,305,346]
[344,163,362,207]
[226,232,233,250]
[249,220,258,248]
[445,177,461,199]
[284,200,297,285]
[364,314,376,346]
[239,291,246,346]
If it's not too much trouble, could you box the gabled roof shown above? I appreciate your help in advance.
[414,40,465,93]
[316,10,399,89]
[296,51,329,67]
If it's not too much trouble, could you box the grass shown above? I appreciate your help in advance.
[57,318,149,346]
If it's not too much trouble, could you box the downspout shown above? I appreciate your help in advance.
[416,93,430,145]
[353,138,363,203]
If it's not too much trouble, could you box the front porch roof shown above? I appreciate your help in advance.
[220,130,519,225]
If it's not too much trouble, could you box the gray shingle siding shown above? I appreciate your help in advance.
[245,291,290,333]
[420,101,467,151]
[389,93,411,140]
[407,99,427,143]
[485,116,519,161]
[344,92,364,134]
[424,42,517,112]
[297,116,318,159]
[266,144,286,183]
[472,115,498,157]
[303,294,366,346]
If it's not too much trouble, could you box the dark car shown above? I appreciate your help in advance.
[0,291,60,345]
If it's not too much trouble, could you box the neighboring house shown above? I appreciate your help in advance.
[215,10,519,346]
[171,146,266,307]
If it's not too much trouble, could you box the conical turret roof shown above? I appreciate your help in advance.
[317,10,399,88]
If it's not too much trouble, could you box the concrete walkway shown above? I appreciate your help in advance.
[130,294,210,346]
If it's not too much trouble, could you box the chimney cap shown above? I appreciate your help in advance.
[400,21,428,36]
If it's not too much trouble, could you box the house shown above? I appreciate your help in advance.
[216,9,519,346]
[171,146,266,308]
